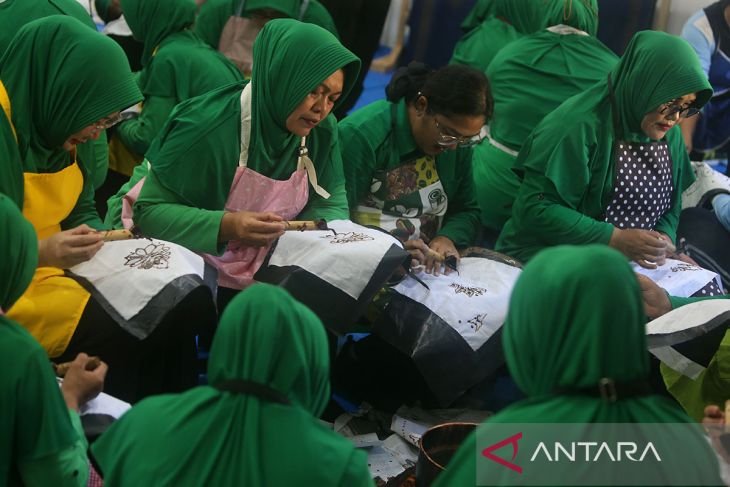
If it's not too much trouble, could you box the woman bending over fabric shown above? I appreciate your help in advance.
[449,0,544,73]
[0,194,109,487]
[433,245,723,487]
[91,284,373,487]
[107,0,242,177]
[474,0,618,234]
[496,31,718,291]
[0,17,215,403]
[340,62,489,275]
[111,19,359,311]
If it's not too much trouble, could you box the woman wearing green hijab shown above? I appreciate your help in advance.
[433,245,723,487]
[460,0,495,33]
[91,284,373,487]
[474,0,618,233]
[0,0,113,191]
[496,31,713,272]
[450,0,544,73]
[1,17,210,403]
[111,19,359,309]
[109,0,242,176]
[0,194,109,487]
[194,0,339,64]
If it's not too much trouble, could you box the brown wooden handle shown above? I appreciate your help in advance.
[97,229,135,241]
[283,219,328,231]
[425,247,445,262]
[54,356,101,377]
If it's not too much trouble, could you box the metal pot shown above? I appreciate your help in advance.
[416,422,477,487]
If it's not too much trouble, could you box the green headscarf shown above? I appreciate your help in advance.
[0,194,37,312]
[247,18,359,176]
[496,31,713,261]
[460,0,495,32]
[91,285,371,486]
[497,0,546,35]
[433,245,723,487]
[243,0,299,18]
[121,0,197,66]
[541,0,599,35]
[0,16,142,172]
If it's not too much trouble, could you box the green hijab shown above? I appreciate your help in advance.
[433,245,723,487]
[92,285,371,486]
[498,0,546,35]
[496,31,713,261]
[0,194,37,313]
[0,16,142,173]
[460,0,495,32]
[121,0,197,66]
[243,0,299,17]
[541,0,599,35]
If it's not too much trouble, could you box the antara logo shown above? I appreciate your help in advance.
[482,432,523,474]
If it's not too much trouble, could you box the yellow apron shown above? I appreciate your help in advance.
[3,81,91,357]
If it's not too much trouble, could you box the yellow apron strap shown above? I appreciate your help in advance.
[0,79,17,142]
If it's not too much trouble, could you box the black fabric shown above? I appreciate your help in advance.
[214,379,291,404]
[678,207,730,290]
[56,287,216,403]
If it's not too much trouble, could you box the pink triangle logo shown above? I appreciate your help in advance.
[481,432,523,474]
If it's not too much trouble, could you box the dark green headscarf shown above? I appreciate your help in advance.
[0,193,37,312]
[541,0,599,35]
[460,0,495,32]
[498,0,547,35]
[243,0,299,17]
[248,18,359,176]
[91,285,371,486]
[433,245,723,487]
[121,0,197,66]
[0,16,142,172]
[496,31,713,261]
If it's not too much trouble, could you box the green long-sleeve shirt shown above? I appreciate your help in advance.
[339,99,480,247]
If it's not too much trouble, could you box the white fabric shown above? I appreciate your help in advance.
[646,299,730,337]
[268,220,402,299]
[546,24,589,36]
[682,161,730,208]
[103,16,132,36]
[392,257,522,352]
[70,239,205,320]
[633,258,722,297]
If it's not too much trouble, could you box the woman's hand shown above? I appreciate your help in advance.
[37,225,104,269]
[60,353,108,411]
[608,227,669,269]
[403,239,430,269]
[219,211,286,246]
[427,236,459,276]
[636,274,672,319]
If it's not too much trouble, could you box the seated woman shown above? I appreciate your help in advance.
[91,284,373,487]
[0,17,215,403]
[474,0,618,234]
[340,62,489,274]
[112,19,359,310]
[0,0,112,191]
[449,0,544,73]
[108,0,243,177]
[496,31,715,286]
[433,245,723,487]
[0,194,109,487]
[195,0,338,72]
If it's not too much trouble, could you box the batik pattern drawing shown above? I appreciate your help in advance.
[124,242,172,270]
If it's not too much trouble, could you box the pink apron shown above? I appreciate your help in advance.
[121,83,331,290]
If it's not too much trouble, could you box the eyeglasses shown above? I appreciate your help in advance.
[659,102,700,120]
[433,116,481,148]
[93,113,123,133]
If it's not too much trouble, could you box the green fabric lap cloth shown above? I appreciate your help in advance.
[449,0,548,72]
[91,284,372,486]
[433,245,722,487]
[0,16,142,229]
[0,194,89,487]
[495,31,712,262]
[117,0,242,155]
[133,19,359,254]
[194,0,338,51]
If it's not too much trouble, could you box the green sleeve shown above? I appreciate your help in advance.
[654,128,695,243]
[116,96,177,156]
[340,127,379,210]
[194,0,231,49]
[134,169,226,254]
[103,161,150,229]
[298,123,350,221]
[61,164,105,230]
[337,449,375,487]
[669,293,729,310]
[75,132,109,190]
[436,150,480,247]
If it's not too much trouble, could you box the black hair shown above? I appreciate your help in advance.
[385,61,493,121]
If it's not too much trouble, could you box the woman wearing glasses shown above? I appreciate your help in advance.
[340,63,491,274]
[496,31,714,277]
